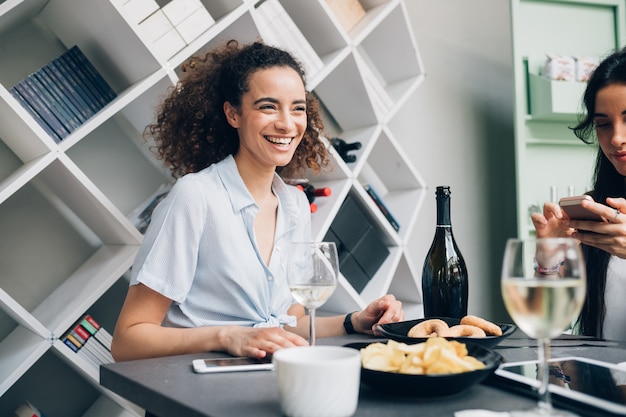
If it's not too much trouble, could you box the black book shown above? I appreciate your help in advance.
[67,46,117,105]
[9,86,63,143]
[14,79,70,141]
[364,184,400,231]
[33,68,85,127]
[43,63,94,122]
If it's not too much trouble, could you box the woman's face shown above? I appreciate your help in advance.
[594,83,626,176]
[225,66,307,171]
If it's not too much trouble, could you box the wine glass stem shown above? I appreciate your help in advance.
[537,337,552,413]
[309,308,316,346]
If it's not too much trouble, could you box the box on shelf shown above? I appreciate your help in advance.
[138,9,173,42]
[325,0,366,32]
[152,27,186,60]
[529,73,586,121]
[161,0,203,26]
[121,0,160,24]
[175,6,215,43]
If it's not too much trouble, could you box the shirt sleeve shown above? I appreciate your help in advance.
[130,176,207,303]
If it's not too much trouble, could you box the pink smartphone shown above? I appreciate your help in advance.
[559,195,603,221]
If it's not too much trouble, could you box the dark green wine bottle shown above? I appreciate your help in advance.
[421,186,468,318]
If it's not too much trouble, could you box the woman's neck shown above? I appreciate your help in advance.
[234,154,277,203]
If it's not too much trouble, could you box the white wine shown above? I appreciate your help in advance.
[502,277,585,339]
[290,284,337,310]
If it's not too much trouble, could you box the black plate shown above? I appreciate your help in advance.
[345,341,503,397]
[375,317,516,349]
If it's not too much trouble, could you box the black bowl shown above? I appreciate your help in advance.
[374,317,516,349]
[345,341,503,397]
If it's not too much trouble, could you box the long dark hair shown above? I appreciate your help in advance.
[571,47,626,337]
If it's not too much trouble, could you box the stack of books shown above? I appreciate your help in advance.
[254,0,324,77]
[61,314,115,369]
[9,46,117,143]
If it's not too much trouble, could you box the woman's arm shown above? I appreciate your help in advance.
[111,283,307,361]
[284,294,404,339]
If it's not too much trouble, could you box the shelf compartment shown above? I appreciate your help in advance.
[355,1,424,119]
[281,0,349,66]
[0,321,50,397]
[0,164,140,331]
[357,128,427,244]
[528,74,586,121]
[314,54,380,176]
[388,252,422,315]
[64,86,173,219]
[0,349,141,417]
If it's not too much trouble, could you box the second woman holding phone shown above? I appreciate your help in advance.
[531,47,626,341]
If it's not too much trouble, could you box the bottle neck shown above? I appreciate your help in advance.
[436,195,452,227]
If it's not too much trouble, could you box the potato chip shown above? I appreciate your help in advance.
[360,337,486,375]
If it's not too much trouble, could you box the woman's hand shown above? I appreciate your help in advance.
[531,201,573,238]
[352,294,404,335]
[219,326,308,359]
[568,197,626,259]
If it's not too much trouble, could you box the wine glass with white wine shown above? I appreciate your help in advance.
[287,241,339,346]
[501,237,586,416]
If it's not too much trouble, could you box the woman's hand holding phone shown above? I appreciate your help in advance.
[559,195,604,222]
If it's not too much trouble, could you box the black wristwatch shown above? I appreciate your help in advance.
[343,311,357,334]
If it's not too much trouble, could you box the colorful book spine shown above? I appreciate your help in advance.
[365,184,400,231]
[61,314,115,367]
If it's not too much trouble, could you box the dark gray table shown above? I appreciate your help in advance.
[100,333,626,417]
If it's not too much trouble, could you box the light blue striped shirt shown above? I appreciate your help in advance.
[130,155,311,329]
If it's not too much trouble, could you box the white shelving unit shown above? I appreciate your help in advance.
[0,0,425,414]
[510,0,626,239]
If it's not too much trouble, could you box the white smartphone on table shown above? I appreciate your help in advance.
[492,356,626,416]
[192,356,274,374]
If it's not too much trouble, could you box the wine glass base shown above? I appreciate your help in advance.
[509,407,579,417]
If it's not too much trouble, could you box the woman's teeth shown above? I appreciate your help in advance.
[266,136,292,145]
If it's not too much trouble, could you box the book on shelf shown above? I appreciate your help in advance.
[29,72,81,132]
[8,86,63,143]
[127,182,173,233]
[364,184,400,231]
[66,46,117,105]
[11,80,70,142]
[61,314,115,368]
[10,45,117,143]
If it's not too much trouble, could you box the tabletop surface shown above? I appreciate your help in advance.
[100,332,626,417]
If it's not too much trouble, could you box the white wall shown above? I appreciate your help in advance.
[390,0,518,321]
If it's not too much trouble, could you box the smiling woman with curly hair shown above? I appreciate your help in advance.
[146,39,328,179]
[111,39,404,364]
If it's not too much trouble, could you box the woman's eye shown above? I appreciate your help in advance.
[594,120,610,129]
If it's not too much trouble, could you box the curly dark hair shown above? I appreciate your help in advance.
[145,40,330,179]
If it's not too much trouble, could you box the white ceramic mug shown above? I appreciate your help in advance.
[273,345,361,417]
